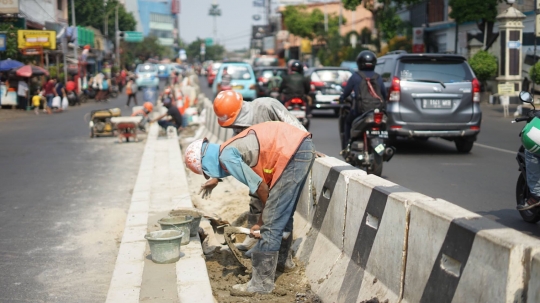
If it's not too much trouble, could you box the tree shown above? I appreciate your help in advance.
[469,51,497,98]
[185,38,225,62]
[0,24,24,61]
[282,5,342,44]
[449,0,503,50]
[69,0,136,40]
[121,37,169,68]
[342,0,422,49]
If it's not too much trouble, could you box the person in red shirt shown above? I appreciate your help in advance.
[42,77,56,109]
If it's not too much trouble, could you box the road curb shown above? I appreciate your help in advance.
[105,123,214,303]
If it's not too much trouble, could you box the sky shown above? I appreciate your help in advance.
[178,0,269,50]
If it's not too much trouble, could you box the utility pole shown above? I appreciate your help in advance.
[209,0,221,43]
[71,0,77,61]
[338,1,342,36]
[324,0,328,32]
[115,5,120,68]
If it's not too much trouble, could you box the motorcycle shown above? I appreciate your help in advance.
[514,90,540,223]
[339,99,395,176]
[66,90,79,106]
[79,87,97,103]
[284,96,310,130]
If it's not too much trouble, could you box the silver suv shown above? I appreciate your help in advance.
[375,52,482,153]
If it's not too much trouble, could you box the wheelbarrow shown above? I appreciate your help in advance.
[111,116,143,143]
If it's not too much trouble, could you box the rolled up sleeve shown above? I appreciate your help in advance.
[220,146,262,195]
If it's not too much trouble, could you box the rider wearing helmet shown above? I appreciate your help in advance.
[209,90,308,261]
[520,117,540,209]
[184,122,315,295]
[266,69,283,96]
[339,50,387,151]
[279,60,311,115]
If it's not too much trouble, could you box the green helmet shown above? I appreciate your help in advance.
[522,117,540,154]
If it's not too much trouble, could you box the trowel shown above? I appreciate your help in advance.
[223,226,257,270]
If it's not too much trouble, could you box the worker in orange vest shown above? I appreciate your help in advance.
[184,122,315,295]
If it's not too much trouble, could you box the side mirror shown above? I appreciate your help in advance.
[520,91,533,103]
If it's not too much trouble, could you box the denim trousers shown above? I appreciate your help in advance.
[158,120,177,130]
[46,94,54,108]
[526,150,540,197]
[256,138,315,252]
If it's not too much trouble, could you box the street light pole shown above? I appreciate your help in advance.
[115,5,120,68]
[71,0,77,61]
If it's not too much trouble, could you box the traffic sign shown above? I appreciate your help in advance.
[508,41,521,49]
[124,31,143,43]
[205,38,213,46]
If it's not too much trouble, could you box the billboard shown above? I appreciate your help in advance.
[17,30,57,50]
[0,0,19,14]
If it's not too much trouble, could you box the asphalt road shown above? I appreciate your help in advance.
[0,92,145,302]
[200,78,539,237]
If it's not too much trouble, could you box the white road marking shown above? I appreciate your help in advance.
[474,143,515,155]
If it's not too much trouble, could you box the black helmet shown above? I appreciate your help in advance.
[290,60,303,74]
[272,69,278,76]
[356,50,377,71]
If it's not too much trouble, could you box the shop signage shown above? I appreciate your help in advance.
[0,33,6,51]
[17,30,56,50]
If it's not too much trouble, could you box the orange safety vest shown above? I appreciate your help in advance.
[219,122,311,189]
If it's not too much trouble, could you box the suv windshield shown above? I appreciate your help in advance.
[260,69,286,79]
[223,65,252,80]
[312,70,352,84]
[397,59,473,83]
[138,64,157,73]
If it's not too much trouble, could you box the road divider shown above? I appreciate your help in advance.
[188,95,540,302]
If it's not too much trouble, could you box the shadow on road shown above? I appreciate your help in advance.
[476,208,540,237]
[388,138,467,156]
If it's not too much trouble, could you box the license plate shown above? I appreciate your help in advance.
[422,99,452,109]
[368,130,388,138]
[233,85,244,89]
[325,89,339,94]
[290,110,305,118]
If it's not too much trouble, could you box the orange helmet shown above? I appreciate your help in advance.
[213,91,243,127]
[143,102,153,112]
[164,88,171,94]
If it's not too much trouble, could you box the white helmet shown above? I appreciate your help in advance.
[184,139,204,174]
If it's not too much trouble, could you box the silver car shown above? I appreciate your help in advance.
[375,52,482,153]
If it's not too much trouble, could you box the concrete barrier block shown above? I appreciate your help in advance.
[403,197,539,303]
[528,251,540,302]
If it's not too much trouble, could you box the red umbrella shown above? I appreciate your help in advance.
[14,65,49,77]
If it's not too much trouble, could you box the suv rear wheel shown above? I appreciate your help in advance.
[455,137,475,153]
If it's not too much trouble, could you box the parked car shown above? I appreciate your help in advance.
[305,67,353,114]
[206,62,222,87]
[254,67,288,97]
[135,63,159,89]
[212,62,257,100]
[375,51,481,153]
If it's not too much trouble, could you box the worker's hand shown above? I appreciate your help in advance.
[250,224,262,239]
[198,178,219,199]
[315,151,326,158]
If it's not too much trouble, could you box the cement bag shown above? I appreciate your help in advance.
[61,97,69,110]
[51,96,61,108]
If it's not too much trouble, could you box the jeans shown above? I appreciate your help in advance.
[526,150,540,197]
[46,94,54,108]
[343,110,360,150]
[255,138,315,252]
[158,120,177,130]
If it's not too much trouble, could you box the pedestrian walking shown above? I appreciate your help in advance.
[17,79,29,110]
[42,77,56,110]
[126,78,138,106]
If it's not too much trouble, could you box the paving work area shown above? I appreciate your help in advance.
[183,156,319,302]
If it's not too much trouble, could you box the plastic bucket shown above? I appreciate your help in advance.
[169,208,203,237]
[158,215,193,245]
[144,230,184,264]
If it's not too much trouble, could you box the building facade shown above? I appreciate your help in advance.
[123,0,176,47]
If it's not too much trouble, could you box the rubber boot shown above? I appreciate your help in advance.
[236,214,259,251]
[277,235,296,273]
[231,251,279,296]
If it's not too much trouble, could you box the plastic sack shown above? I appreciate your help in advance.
[51,96,61,108]
[62,97,69,110]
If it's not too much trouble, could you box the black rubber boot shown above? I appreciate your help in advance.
[277,235,295,273]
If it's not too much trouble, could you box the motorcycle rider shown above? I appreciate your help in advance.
[201,90,311,272]
[267,69,282,98]
[520,119,540,210]
[339,50,387,151]
[279,60,311,116]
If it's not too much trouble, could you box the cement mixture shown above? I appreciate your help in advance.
[184,158,320,302]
